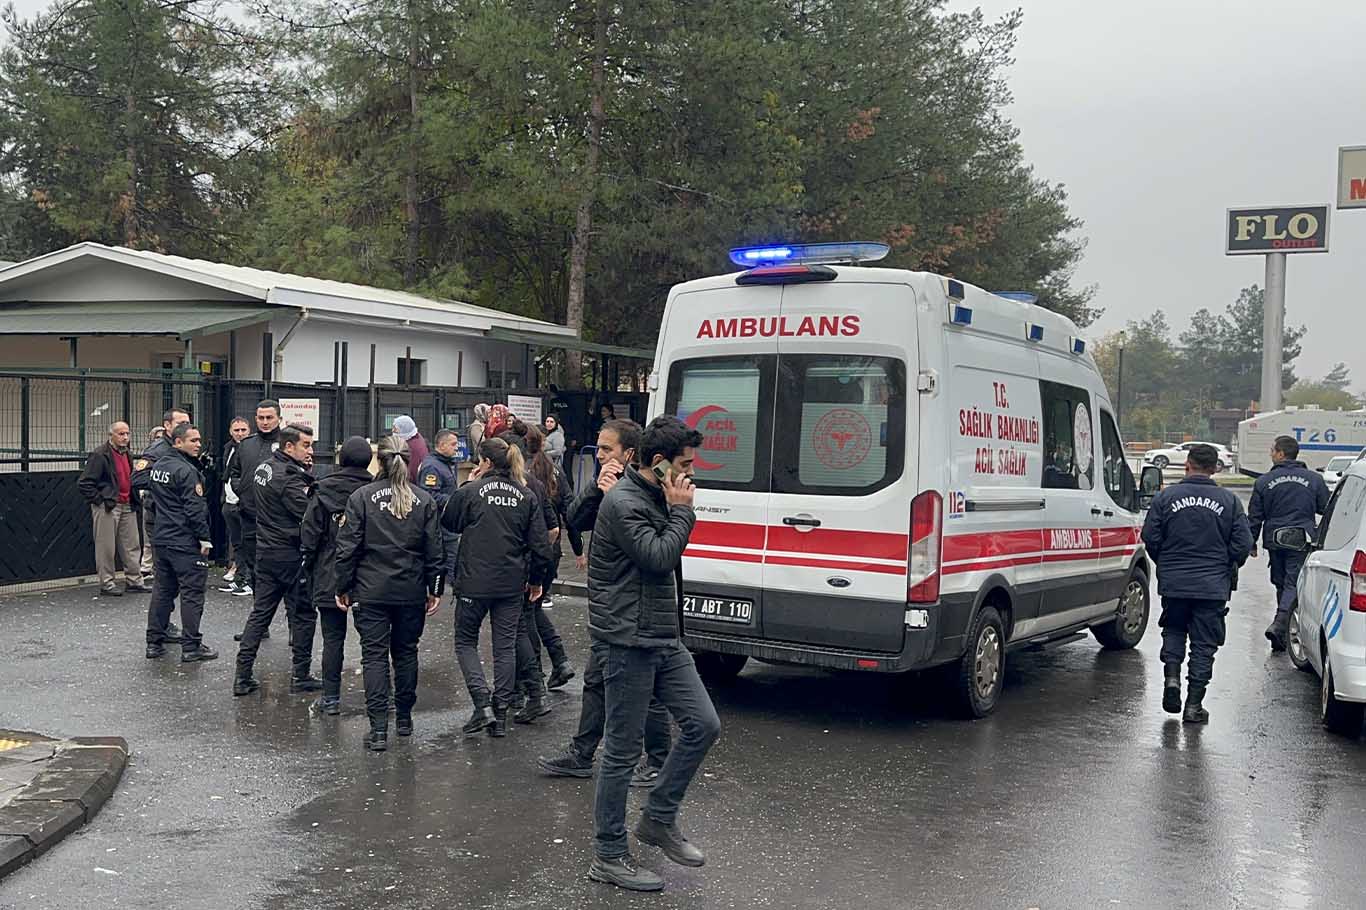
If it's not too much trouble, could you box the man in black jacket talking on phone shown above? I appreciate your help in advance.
[587,416,720,893]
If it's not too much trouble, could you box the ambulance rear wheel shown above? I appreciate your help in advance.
[694,652,748,684]
[1093,573,1149,650]
[951,605,1005,719]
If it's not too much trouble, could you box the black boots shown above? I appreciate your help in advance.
[588,854,664,892]
[1183,685,1209,724]
[365,729,388,751]
[232,676,260,696]
[634,813,706,867]
[1266,618,1288,652]
[462,706,493,734]
[1163,663,1182,714]
[315,696,341,716]
[514,695,551,724]
[547,664,576,690]
[396,714,413,737]
[488,706,509,738]
[290,675,323,693]
[145,643,166,659]
[181,644,219,663]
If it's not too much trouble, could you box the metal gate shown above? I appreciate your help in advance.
[0,472,94,584]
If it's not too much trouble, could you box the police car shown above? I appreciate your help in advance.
[650,241,1159,717]
[1285,459,1366,736]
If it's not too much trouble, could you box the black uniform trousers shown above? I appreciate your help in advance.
[454,594,523,709]
[318,605,349,699]
[237,516,257,588]
[1159,596,1229,687]
[235,554,316,679]
[572,645,671,767]
[353,601,427,730]
[145,548,206,649]
[517,595,548,699]
[1269,548,1308,624]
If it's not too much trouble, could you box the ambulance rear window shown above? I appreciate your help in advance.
[773,355,906,495]
[665,356,774,492]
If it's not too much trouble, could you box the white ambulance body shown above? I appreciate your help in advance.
[1236,406,1366,476]
[648,243,1151,716]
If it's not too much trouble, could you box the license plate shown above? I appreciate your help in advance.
[683,594,754,625]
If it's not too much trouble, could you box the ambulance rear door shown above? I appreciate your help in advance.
[659,283,779,636]
[761,277,917,654]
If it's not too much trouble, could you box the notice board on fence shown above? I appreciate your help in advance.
[506,394,543,425]
[279,398,321,432]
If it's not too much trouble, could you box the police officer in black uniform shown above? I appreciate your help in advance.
[227,400,284,602]
[443,437,554,738]
[300,436,375,715]
[334,434,445,751]
[1248,434,1330,651]
[1142,443,1254,723]
[144,423,218,662]
[417,428,462,583]
[233,423,318,696]
[131,408,190,639]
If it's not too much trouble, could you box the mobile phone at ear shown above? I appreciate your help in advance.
[651,461,671,483]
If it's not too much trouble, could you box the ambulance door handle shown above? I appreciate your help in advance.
[783,515,822,530]
[1090,507,1103,516]
[1103,510,1115,518]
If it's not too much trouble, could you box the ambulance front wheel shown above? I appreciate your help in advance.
[694,652,749,683]
[950,604,1005,719]
[1093,572,1150,650]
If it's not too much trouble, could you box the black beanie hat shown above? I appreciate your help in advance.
[340,436,372,469]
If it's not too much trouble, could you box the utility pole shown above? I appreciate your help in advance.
[1260,252,1287,412]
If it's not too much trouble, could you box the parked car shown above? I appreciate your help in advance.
[1285,462,1366,735]
[1143,441,1233,472]
[1320,455,1357,491]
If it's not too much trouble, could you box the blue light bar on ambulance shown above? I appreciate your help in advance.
[1026,323,1045,342]
[729,241,889,267]
[951,304,973,325]
[994,291,1039,305]
[1070,337,1086,355]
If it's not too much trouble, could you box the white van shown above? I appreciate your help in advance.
[647,242,1154,717]
[1237,406,1366,475]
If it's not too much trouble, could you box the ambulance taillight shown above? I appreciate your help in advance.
[908,491,943,604]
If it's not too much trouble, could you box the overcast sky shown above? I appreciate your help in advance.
[7,0,1365,386]
[949,0,1366,388]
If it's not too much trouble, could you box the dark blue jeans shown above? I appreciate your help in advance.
[593,641,721,859]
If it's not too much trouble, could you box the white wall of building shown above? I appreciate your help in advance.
[272,318,530,388]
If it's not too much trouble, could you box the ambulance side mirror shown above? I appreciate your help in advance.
[1272,526,1313,552]
[1138,465,1162,509]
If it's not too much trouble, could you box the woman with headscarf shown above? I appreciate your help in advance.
[468,404,490,458]
[333,435,445,752]
[300,436,375,716]
[485,403,511,442]
[443,436,554,737]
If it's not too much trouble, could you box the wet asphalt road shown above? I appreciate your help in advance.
[5,547,1366,909]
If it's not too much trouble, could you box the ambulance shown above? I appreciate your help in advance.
[648,242,1155,717]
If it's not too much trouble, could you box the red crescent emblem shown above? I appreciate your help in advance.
[684,405,728,471]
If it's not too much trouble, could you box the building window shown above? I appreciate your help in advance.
[398,357,426,385]
[485,368,520,390]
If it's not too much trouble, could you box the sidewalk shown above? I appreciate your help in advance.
[0,731,128,880]
[551,537,588,597]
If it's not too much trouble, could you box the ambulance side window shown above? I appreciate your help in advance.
[1039,380,1094,491]
[1099,410,1135,511]
[664,356,774,492]
[772,355,906,495]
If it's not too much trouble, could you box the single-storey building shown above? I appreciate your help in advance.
[0,242,595,387]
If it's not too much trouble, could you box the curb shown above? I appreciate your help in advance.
[551,581,587,598]
[0,736,129,880]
